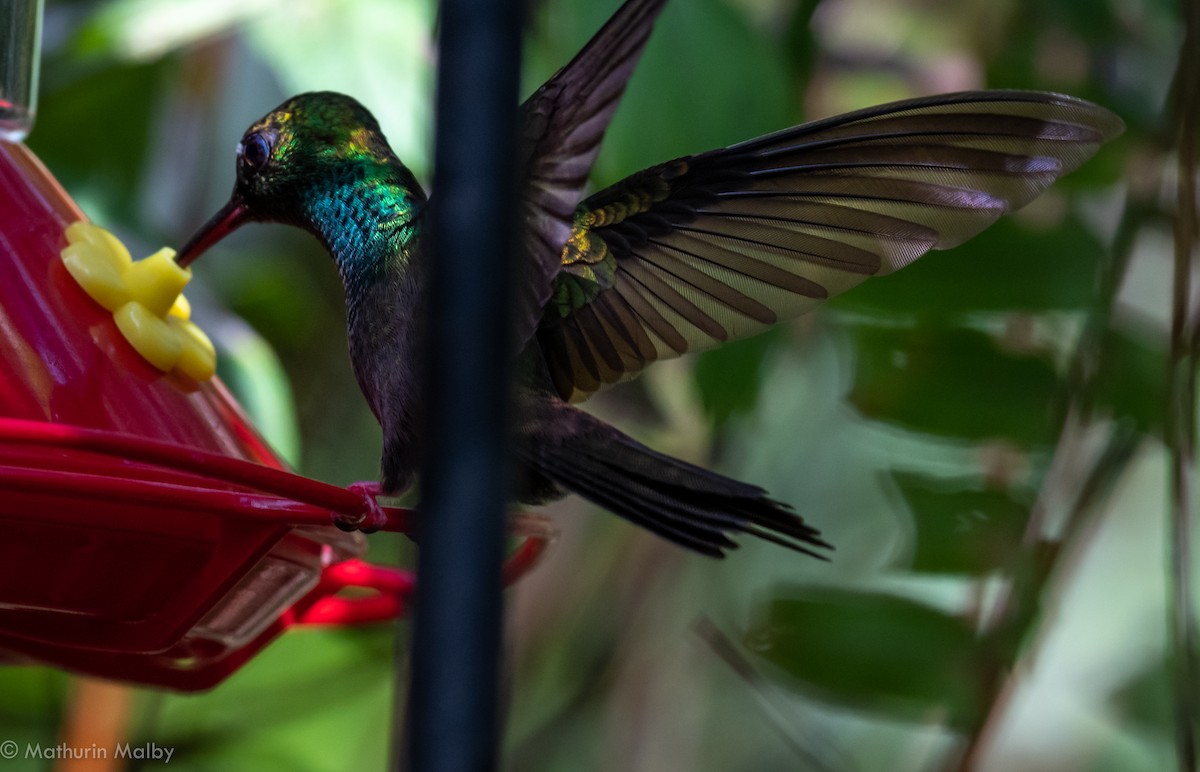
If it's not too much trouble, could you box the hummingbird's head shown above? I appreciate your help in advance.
[177,91,402,266]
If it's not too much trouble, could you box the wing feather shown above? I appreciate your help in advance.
[515,0,669,349]
[536,90,1124,401]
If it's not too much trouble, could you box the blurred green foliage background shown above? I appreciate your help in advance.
[0,0,1185,769]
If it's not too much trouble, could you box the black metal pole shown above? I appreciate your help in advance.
[404,0,522,769]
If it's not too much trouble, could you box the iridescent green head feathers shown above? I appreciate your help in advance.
[237,93,406,210]
[177,91,425,270]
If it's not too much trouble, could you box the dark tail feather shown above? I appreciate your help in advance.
[520,415,831,559]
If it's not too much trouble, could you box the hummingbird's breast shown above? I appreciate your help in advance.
[346,267,426,491]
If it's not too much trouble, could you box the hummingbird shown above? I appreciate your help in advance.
[177,0,1122,557]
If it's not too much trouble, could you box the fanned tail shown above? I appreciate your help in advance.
[518,400,830,558]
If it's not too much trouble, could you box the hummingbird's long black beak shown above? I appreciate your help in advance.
[176,194,251,267]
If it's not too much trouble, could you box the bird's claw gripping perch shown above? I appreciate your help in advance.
[336,481,389,533]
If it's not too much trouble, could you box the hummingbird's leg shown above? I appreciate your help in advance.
[337,480,388,533]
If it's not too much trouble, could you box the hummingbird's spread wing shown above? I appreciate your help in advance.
[535,91,1124,402]
[516,0,668,350]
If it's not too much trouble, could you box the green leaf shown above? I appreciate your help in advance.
[693,327,781,426]
[1088,323,1166,437]
[150,628,395,771]
[0,669,69,724]
[73,0,265,61]
[746,587,986,728]
[892,471,1030,575]
[564,0,794,183]
[246,0,435,179]
[65,0,436,182]
[781,0,823,88]
[848,325,1062,445]
[210,246,330,357]
[1110,656,1173,738]
[215,320,302,467]
[836,216,1106,314]
[28,59,168,222]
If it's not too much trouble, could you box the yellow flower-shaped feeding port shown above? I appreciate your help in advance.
[61,222,216,381]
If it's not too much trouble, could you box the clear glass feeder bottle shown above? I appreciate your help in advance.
[1,0,43,142]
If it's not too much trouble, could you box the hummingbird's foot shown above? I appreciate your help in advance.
[336,481,387,533]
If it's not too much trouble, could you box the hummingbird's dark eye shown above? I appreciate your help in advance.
[241,133,271,171]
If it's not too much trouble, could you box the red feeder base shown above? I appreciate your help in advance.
[0,142,547,690]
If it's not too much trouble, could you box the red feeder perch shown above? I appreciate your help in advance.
[0,142,547,691]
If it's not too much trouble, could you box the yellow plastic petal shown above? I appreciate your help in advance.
[172,317,217,381]
[169,293,191,320]
[61,233,130,312]
[114,302,182,372]
[60,222,217,380]
[65,220,132,267]
[123,248,189,318]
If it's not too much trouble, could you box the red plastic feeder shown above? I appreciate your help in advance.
[0,142,546,690]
